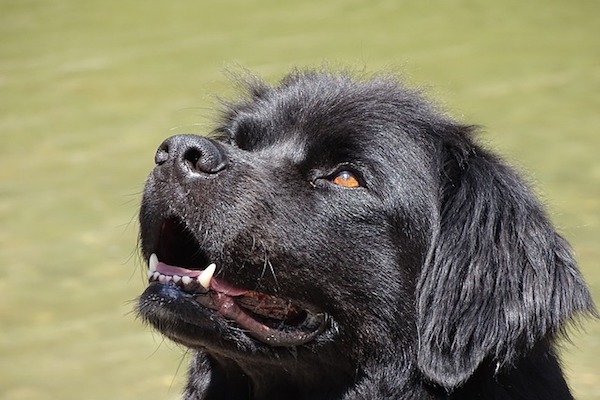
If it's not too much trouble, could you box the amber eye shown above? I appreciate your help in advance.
[332,170,361,188]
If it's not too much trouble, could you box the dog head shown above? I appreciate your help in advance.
[137,71,595,395]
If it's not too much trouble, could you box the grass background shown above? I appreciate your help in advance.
[1,0,598,399]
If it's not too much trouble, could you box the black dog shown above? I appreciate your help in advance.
[137,70,596,399]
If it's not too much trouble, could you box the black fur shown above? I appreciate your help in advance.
[137,70,596,399]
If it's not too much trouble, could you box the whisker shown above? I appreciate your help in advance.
[266,258,280,293]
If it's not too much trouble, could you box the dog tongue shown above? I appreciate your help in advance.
[156,261,248,296]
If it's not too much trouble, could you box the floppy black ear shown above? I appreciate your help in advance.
[416,134,596,389]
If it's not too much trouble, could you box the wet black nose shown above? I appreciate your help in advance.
[155,134,227,175]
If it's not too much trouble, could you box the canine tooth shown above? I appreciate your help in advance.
[149,253,158,272]
[147,270,154,279]
[152,272,160,280]
[181,276,192,286]
[198,263,216,289]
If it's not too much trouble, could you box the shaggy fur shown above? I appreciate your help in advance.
[137,70,596,399]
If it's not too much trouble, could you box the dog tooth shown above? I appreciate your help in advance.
[198,263,216,289]
[152,272,160,280]
[149,253,158,272]
[181,276,192,286]
[172,275,182,284]
[147,270,154,279]
[158,274,168,284]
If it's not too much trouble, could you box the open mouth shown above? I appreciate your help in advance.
[145,219,327,347]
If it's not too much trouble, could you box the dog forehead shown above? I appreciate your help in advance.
[221,72,450,173]
[255,134,309,164]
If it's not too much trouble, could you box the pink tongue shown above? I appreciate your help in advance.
[155,261,249,296]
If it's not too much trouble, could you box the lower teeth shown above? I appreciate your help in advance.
[149,273,207,293]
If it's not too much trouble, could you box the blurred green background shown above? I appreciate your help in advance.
[1,0,598,399]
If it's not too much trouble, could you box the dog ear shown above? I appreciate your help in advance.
[416,133,596,389]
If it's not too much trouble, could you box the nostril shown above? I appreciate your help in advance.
[155,146,169,165]
[183,148,203,170]
[183,143,226,174]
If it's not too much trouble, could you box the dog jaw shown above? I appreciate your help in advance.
[142,253,328,347]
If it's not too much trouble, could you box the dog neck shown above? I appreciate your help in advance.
[185,350,355,400]
[183,350,440,400]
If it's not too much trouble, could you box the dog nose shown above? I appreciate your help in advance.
[155,134,227,175]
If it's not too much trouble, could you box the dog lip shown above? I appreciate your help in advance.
[196,291,327,346]
[209,275,252,296]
